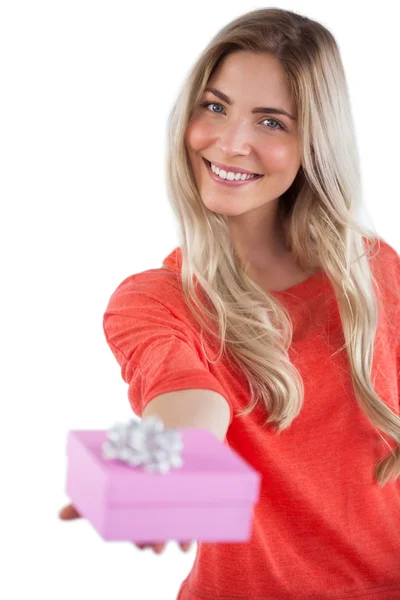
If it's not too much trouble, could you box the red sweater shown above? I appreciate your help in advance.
[103,238,400,599]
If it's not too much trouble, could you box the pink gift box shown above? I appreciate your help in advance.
[65,427,261,543]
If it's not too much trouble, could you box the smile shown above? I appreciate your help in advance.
[202,158,263,187]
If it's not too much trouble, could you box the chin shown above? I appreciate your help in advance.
[199,196,250,217]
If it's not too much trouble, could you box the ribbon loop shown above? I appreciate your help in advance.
[102,416,184,474]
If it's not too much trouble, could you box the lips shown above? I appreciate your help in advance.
[203,158,262,178]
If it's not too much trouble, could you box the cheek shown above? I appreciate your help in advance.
[260,143,296,172]
[185,116,214,152]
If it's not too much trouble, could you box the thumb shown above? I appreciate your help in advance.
[58,504,81,520]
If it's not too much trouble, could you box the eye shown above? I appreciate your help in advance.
[199,101,286,131]
[261,117,285,131]
[200,101,225,114]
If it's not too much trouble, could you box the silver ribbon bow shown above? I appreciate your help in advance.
[102,416,184,474]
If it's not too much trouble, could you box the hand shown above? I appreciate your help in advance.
[58,503,194,554]
[135,540,194,554]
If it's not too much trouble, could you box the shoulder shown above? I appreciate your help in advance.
[364,237,400,313]
[104,263,188,320]
[111,265,179,295]
[366,236,400,278]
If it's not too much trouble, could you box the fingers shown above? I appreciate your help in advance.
[58,504,81,520]
[133,541,194,553]
[152,543,167,554]
[179,542,193,552]
[134,542,167,553]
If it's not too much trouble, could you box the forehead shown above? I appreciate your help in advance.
[207,52,294,112]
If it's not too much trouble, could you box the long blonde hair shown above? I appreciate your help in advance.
[165,7,400,487]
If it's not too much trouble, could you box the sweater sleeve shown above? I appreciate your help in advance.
[102,275,232,423]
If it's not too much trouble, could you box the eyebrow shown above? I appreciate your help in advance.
[204,87,296,121]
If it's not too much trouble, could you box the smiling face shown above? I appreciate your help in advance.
[185,51,301,224]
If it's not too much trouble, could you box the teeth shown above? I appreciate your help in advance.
[210,162,257,181]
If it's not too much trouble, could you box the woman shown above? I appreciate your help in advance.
[60,7,400,599]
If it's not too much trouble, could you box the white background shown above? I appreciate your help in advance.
[1,1,398,599]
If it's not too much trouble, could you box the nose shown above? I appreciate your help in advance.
[215,120,252,156]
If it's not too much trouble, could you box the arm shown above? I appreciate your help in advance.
[142,388,230,443]
[103,275,233,442]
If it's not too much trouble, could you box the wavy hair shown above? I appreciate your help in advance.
[164,7,400,487]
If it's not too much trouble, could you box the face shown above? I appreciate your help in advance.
[185,51,301,220]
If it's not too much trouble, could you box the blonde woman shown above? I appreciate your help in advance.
[59,8,400,599]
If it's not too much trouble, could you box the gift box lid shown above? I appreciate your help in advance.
[66,427,261,507]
